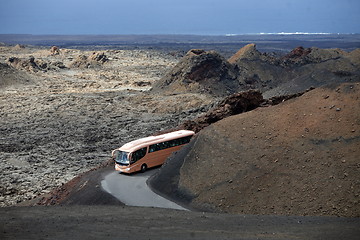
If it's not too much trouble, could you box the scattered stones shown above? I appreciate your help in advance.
[70,52,108,68]
[0,45,212,207]
[8,56,41,72]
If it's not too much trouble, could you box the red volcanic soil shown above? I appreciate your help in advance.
[152,82,360,217]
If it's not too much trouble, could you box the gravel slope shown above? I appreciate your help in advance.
[151,82,360,217]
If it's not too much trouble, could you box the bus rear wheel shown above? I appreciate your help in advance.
[140,164,147,173]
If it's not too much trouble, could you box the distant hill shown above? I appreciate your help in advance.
[150,82,360,217]
[151,49,239,96]
[152,44,360,97]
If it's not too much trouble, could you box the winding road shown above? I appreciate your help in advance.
[101,169,187,211]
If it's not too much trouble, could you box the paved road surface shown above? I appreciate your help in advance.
[101,169,187,210]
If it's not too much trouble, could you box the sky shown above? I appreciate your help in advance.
[1,0,359,35]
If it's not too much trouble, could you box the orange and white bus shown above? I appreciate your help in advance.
[112,130,195,174]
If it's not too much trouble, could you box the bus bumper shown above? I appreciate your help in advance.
[115,163,132,173]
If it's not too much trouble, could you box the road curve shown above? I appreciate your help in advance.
[101,169,187,211]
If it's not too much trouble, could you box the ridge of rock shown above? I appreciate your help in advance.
[228,43,261,63]
[179,90,263,132]
[151,49,239,96]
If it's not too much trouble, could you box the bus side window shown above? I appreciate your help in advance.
[149,144,158,153]
[183,136,191,144]
[157,142,164,150]
[160,141,168,150]
[164,141,171,148]
[131,147,147,163]
[148,136,192,153]
[169,139,176,147]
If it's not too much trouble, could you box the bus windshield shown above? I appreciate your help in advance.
[114,150,130,165]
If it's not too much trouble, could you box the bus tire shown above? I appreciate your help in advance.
[140,164,147,173]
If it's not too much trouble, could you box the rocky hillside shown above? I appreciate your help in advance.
[150,82,360,217]
[262,46,360,98]
[151,49,239,96]
[152,44,360,98]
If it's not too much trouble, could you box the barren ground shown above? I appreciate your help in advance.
[0,45,213,206]
[1,42,359,239]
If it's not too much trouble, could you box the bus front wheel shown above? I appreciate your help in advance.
[140,164,147,173]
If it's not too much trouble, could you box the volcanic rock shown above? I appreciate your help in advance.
[71,55,89,68]
[13,44,25,50]
[263,47,360,98]
[152,44,359,98]
[281,47,348,66]
[225,44,360,97]
[70,52,108,68]
[228,44,286,91]
[7,56,41,72]
[346,48,360,66]
[151,49,239,96]
[179,90,263,132]
[7,56,66,72]
[50,46,60,55]
[88,52,108,63]
[280,46,312,66]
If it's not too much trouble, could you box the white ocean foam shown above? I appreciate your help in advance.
[259,32,332,35]
[225,32,334,36]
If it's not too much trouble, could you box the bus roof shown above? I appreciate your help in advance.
[117,130,195,153]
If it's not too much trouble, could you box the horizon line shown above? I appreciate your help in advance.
[0,32,359,36]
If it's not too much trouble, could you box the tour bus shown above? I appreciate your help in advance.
[112,130,195,174]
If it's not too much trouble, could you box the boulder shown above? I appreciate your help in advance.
[88,52,108,63]
[70,55,89,68]
[70,52,108,68]
[50,46,60,55]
